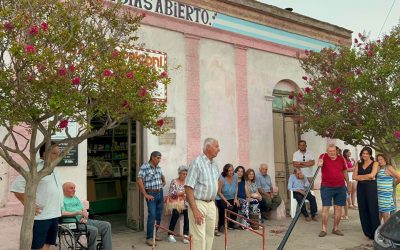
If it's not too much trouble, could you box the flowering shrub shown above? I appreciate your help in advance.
[0,1,171,249]
[294,24,400,161]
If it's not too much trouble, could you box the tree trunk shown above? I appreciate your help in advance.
[19,178,40,250]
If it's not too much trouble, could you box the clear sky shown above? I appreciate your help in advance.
[257,0,400,40]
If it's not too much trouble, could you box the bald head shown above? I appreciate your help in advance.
[63,182,76,198]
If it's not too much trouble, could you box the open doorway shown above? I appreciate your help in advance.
[86,119,143,231]
[272,80,300,212]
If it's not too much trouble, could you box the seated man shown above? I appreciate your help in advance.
[62,182,112,250]
[288,169,318,221]
[256,163,282,219]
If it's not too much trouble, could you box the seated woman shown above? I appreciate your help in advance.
[216,163,239,232]
[376,154,400,223]
[166,165,189,244]
[235,166,250,229]
[245,168,262,224]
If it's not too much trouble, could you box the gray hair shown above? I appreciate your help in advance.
[203,138,217,152]
[178,165,188,174]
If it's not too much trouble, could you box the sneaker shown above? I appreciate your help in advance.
[167,235,176,243]
[183,235,189,244]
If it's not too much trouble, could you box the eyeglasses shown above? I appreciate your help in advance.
[303,155,305,162]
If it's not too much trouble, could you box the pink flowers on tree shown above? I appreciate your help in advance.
[58,119,69,129]
[25,45,36,54]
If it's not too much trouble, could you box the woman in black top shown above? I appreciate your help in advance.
[352,147,380,240]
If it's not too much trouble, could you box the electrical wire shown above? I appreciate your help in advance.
[378,0,397,37]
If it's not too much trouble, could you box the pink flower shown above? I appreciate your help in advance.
[141,12,147,18]
[58,67,67,76]
[367,50,374,57]
[3,21,14,31]
[40,22,48,31]
[335,97,340,103]
[68,64,75,72]
[358,33,363,38]
[72,77,81,85]
[29,25,39,36]
[304,50,309,55]
[126,72,134,79]
[394,131,400,139]
[58,119,68,129]
[160,71,168,78]
[156,119,164,127]
[122,100,129,108]
[376,39,381,43]
[335,87,341,94]
[139,87,147,97]
[288,94,294,100]
[354,38,358,44]
[302,76,308,81]
[25,45,36,54]
[357,43,362,47]
[305,87,311,93]
[103,69,113,77]
[112,50,120,58]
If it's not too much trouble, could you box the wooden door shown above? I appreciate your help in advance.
[273,113,299,210]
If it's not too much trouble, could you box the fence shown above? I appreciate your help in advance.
[224,209,266,250]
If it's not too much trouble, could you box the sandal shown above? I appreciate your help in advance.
[318,231,327,237]
[341,216,349,220]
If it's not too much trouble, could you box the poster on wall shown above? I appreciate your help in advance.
[50,120,79,167]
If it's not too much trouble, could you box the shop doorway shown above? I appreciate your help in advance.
[87,119,143,231]
[272,81,300,211]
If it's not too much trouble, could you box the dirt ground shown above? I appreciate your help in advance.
[0,208,373,250]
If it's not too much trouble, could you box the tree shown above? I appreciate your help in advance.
[292,24,400,164]
[0,0,170,249]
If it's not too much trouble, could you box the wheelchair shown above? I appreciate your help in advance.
[57,215,103,250]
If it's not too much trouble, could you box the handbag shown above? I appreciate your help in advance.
[164,196,185,215]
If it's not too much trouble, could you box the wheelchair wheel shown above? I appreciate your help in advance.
[58,224,76,250]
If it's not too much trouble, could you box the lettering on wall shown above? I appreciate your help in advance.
[110,0,218,26]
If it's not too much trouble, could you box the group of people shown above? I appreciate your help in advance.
[11,138,400,250]
[11,142,112,250]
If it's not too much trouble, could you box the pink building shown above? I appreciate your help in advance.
[1,0,353,232]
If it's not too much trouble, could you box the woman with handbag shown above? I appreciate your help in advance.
[166,165,190,244]
[245,168,262,228]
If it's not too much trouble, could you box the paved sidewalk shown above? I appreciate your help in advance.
[0,208,373,250]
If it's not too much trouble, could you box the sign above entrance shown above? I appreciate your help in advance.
[130,47,168,102]
[110,0,217,26]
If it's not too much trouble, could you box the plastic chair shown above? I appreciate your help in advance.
[290,190,314,218]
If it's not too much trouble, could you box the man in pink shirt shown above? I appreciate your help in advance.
[317,144,350,237]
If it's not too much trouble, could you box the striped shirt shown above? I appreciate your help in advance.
[185,154,219,200]
[137,162,164,190]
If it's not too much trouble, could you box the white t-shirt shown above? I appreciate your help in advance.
[10,160,63,220]
[292,150,315,177]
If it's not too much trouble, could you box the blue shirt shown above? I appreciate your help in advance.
[216,173,238,200]
[287,174,310,191]
[137,162,164,190]
[256,173,272,192]
[237,180,246,199]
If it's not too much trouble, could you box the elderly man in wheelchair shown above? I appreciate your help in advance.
[61,182,112,250]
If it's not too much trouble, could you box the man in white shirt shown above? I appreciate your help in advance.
[293,140,315,184]
[11,142,63,250]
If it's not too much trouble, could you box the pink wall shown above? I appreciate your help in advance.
[234,46,250,167]
[185,35,201,162]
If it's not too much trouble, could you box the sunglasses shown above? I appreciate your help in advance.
[303,155,305,162]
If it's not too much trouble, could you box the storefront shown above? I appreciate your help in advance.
[1,0,358,231]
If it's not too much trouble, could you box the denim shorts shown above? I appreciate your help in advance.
[320,186,347,206]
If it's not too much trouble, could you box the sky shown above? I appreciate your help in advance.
[257,0,400,40]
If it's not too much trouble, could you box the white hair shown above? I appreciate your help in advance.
[203,138,217,152]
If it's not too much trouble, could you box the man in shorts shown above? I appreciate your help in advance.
[11,142,63,250]
[317,144,350,237]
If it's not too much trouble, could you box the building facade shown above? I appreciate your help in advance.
[0,0,356,231]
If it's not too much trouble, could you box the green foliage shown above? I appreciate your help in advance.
[0,0,169,136]
[295,24,400,158]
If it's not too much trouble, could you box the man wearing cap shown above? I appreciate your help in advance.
[137,151,166,246]
[185,138,220,250]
